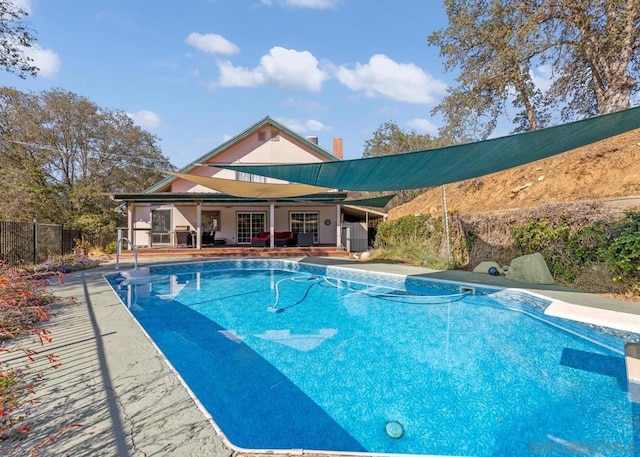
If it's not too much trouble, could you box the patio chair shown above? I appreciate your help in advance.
[297,232,314,247]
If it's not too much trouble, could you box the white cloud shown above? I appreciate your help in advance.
[407,118,438,135]
[23,46,61,78]
[261,0,339,8]
[530,64,554,93]
[186,33,239,55]
[217,46,328,92]
[217,60,266,87]
[276,118,330,133]
[335,54,447,104]
[127,110,162,129]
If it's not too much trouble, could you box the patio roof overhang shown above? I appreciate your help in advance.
[111,192,395,209]
[111,192,349,205]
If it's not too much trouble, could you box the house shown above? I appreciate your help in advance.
[111,116,387,251]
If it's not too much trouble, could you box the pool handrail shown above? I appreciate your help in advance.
[115,237,138,270]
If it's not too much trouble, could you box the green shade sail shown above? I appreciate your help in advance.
[342,194,396,208]
[217,106,640,191]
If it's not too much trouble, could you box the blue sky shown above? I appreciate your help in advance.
[3,0,489,165]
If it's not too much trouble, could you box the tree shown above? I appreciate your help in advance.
[361,122,450,204]
[0,87,173,226]
[536,0,639,117]
[363,121,449,158]
[429,0,639,140]
[429,1,550,142]
[0,0,38,78]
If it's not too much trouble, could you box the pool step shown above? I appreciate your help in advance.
[625,343,640,402]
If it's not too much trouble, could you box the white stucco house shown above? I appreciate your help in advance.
[112,116,386,251]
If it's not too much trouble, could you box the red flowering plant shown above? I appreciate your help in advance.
[0,261,62,446]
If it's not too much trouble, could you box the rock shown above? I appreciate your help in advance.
[473,261,504,275]
[511,182,533,194]
[506,252,554,284]
[360,251,371,261]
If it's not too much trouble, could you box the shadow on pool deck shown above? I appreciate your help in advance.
[2,255,638,456]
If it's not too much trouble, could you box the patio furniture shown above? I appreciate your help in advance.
[274,231,297,247]
[202,231,226,246]
[251,231,269,247]
[297,232,314,247]
[175,226,193,247]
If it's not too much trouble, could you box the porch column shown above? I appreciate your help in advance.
[196,201,202,250]
[127,201,134,250]
[336,204,342,249]
[269,201,275,249]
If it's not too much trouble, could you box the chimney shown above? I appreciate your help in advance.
[305,136,319,145]
[332,137,343,159]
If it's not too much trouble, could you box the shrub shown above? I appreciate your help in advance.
[0,254,100,447]
[372,215,450,268]
[605,211,640,287]
[511,220,615,283]
[29,254,103,275]
[375,214,433,248]
[0,263,59,445]
[511,220,571,254]
[103,241,118,255]
[0,265,58,339]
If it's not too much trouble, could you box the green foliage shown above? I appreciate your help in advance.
[373,215,451,269]
[566,224,609,265]
[605,212,640,284]
[511,220,571,254]
[375,215,433,247]
[0,87,173,226]
[512,220,601,282]
[71,213,117,249]
[429,0,639,141]
[511,213,640,288]
[104,241,118,255]
[0,1,39,78]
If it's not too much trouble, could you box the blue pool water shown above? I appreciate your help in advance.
[106,260,639,456]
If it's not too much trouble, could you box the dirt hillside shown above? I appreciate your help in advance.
[389,128,640,219]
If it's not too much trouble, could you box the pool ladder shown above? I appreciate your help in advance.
[115,237,138,270]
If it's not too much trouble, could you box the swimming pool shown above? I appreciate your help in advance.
[106,259,639,456]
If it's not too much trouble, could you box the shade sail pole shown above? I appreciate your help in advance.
[442,185,452,264]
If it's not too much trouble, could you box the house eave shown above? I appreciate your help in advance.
[111,192,349,205]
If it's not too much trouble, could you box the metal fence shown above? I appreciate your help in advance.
[0,221,81,267]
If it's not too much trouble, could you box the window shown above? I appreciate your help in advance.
[257,131,267,141]
[270,129,280,141]
[236,171,265,183]
[237,212,266,244]
[201,211,220,233]
[290,212,319,243]
[151,209,171,245]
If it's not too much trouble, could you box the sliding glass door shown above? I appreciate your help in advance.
[237,212,266,244]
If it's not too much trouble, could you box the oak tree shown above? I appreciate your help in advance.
[0,87,173,226]
[0,0,38,78]
[429,0,639,141]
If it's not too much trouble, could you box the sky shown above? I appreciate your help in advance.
[3,0,502,166]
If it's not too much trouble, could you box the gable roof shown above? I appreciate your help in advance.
[146,116,339,193]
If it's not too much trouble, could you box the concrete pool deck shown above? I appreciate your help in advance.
[3,256,639,456]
